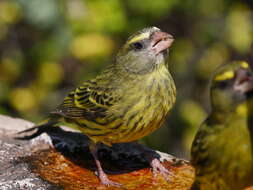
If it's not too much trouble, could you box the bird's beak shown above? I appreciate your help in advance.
[150,31,174,55]
[234,68,253,94]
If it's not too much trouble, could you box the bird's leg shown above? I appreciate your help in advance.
[133,142,173,181]
[148,156,172,181]
[89,143,122,187]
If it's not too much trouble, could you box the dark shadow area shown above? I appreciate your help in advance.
[15,125,171,175]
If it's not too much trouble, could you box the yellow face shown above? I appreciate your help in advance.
[214,61,249,82]
[122,27,163,50]
[126,27,160,46]
[240,61,249,69]
[210,61,253,112]
[117,27,170,75]
[127,32,150,45]
[214,70,235,81]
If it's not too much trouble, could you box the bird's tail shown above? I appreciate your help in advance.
[16,115,60,140]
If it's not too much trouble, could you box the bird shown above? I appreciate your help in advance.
[18,27,176,186]
[191,61,253,190]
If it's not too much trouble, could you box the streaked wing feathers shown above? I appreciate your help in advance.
[191,122,215,173]
[75,83,115,109]
[53,81,118,121]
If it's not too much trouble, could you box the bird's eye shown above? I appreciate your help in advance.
[131,42,143,50]
[217,80,230,89]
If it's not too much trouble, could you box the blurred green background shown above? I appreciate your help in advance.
[0,0,253,158]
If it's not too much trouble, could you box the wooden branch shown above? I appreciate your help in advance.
[0,115,194,190]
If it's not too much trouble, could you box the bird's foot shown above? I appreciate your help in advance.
[90,143,123,188]
[97,171,122,187]
[150,158,174,181]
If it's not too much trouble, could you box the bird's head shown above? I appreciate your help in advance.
[210,61,253,113]
[116,27,174,74]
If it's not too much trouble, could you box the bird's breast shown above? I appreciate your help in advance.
[84,66,176,145]
[111,66,176,143]
[194,116,253,190]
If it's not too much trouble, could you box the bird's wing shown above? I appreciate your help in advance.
[190,120,215,166]
[191,121,221,172]
[52,81,120,122]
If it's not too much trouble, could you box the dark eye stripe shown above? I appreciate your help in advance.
[130,39,150,51]
[133,42,143,50]
[214,79,233,89]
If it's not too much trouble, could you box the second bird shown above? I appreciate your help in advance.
[191,61,253,190]
[20,27,176,186]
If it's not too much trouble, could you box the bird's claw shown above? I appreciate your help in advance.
[150,158,174,181]
[98,171,123,188]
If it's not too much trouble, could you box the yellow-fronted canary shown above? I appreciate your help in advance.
[191,61,253,190]
[19,27,176,186]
